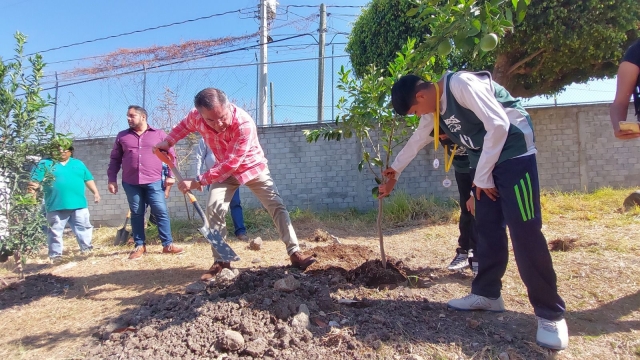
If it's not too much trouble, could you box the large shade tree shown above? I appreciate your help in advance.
[347,0,640,97]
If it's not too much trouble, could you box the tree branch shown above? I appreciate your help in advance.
[507,49,545,75]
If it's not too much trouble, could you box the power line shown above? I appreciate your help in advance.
[24,7,254,56]
[41,14,321,78]
[36,33,318,91]
[285,5,364,8]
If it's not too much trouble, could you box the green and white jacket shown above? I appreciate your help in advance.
[391,71,536,188]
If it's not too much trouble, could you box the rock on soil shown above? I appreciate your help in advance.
[185,282,207,294]
[249,237,263,250]
[218,330,244,351]
[310,228,332,242]
[291,304,310,331]
[217,268,237,282]
[274,275,300,292]
[244,337,268,357]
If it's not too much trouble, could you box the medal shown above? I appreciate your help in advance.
[443,144,457,188]
[433,159,440,169]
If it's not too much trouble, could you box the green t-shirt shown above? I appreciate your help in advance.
[31,158,94,212]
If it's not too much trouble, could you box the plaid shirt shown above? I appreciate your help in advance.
[165,104,267,185]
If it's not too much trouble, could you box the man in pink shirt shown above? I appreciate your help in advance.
[154,88,316,280]
[108,105,183,260]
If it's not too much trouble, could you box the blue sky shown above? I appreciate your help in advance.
[0,0,618,137]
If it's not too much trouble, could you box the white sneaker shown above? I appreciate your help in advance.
[447,293,505,312]
[447,251,469,270]
[536,317,568,350]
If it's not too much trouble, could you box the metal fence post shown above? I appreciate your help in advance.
[53,71,58,133]
[142,65,147,109]
[270,82,275,126]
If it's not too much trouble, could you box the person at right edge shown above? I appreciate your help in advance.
[610,38,640,139]
[379,71,568,350]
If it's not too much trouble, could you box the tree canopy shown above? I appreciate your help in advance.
[346,0,640,97]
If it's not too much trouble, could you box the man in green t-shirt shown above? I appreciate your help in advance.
[28,145,100,261]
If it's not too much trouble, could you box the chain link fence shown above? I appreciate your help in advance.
[44,55,352,138]
[42,55,617,139]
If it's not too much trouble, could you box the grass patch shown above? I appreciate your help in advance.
[541,187,640,223]
[380,191,458,225]
[236,192,459,237]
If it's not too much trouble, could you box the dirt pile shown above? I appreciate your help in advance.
[80,244,539,359]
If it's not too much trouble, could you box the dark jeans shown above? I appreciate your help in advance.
[455,170,477,254]
[471,155,565,321]
[206,185,246,236]
[229,188,247,236]
[122,181,174,247]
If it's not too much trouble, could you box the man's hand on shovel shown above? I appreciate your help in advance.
[177,178,202,193]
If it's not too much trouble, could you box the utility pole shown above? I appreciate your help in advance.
[317,3,326,123]
[331,44,335,121]
[258,0,269,126]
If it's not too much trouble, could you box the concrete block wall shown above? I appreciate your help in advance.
[73,103,639,226]
[528,102,639,191]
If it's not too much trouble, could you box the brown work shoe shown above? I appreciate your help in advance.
[290,251,316,270]
[201,261,231,281]
[128,245,146,260]
[162,244,184,254]
[236,233,249,241]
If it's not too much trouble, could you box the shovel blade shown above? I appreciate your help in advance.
[115,228,130,246]
[199,226,240,262]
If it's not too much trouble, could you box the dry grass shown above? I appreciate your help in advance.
[1,188,640,359]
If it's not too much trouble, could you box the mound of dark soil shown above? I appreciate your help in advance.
[82,245,541,359]
[0,274,72,310]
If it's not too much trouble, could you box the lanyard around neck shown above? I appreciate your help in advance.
[443,144,457,173]
[433,82,440,151]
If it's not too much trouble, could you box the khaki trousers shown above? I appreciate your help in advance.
[206,169,299,261]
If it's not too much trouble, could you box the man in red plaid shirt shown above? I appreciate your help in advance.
[154,88,316,280]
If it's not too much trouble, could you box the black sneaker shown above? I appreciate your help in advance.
[447,250,469,270]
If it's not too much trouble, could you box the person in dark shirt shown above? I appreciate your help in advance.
[610,39,640,140]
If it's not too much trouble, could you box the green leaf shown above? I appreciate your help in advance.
[405,7,419,17]
[468,19,482,36]
[358,160,365,172]
[372,158,384,167]
[375,177,382,185]
[371,186,379,199]
[516,0,527,23]
[499,19,514,28]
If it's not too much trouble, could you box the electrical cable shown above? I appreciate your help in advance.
[24,7,254,56]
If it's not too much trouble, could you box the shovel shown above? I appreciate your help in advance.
[154,149,240,262]
[114,210,131,246]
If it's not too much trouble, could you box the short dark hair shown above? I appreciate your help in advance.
[194,88,229,110]
[391,74,432,115]
[67,145,74,153]
[128,105,148,119]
